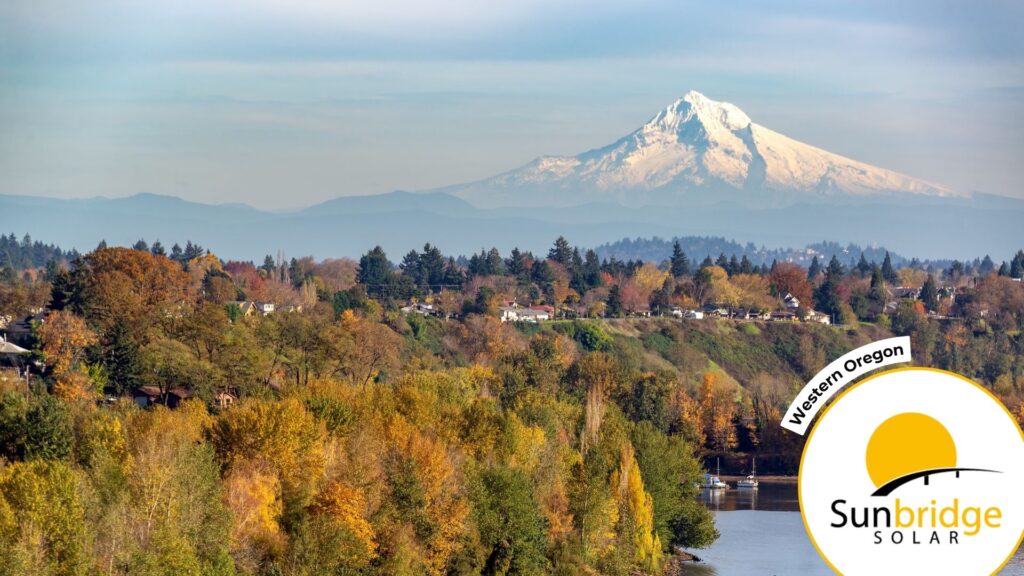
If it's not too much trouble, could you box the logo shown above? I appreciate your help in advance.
[799,368,1024,575]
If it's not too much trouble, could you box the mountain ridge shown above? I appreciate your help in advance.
[436,91,961,208]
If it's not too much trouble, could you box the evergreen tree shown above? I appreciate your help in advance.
[855,254,871,277]
[400,249,422,285]
[649,279,672,315]
[485,247,504,277]
[807,256,821,280]
[96,239,108,251]
[506,248,529,282]
[715,253,729,269]
[699,256,714,270]
[919,275,939,311]
[739,255,753,275]
[132,239,149,252]
[881,252,897,284]
[826,255,845,278]
[170,243,184,262]
[583,250,603,290]
[727,255,740,277]
[357,246,393,298]
[548,236,573,267]
[261,254,276,275]
[670,242,690,277]
[998,261,1010,277]
[979,255,995,275]
[103,320,142,394]
[606,284,623,317]
[418,244,446,286]
[1011,250,1024,279]
[150,240,166,257]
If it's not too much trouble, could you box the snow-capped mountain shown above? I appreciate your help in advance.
[440,91,963,208]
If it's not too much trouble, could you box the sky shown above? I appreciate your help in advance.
[1,0,1022,209]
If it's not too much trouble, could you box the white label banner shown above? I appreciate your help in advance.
[781,336,912,435]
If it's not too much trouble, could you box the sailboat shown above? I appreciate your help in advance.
[737,457,759,489]
[701,457,729,490]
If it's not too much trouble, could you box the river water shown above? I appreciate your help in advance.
[681,482,1024,575]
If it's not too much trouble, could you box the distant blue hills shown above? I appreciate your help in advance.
[1,191,1021,262]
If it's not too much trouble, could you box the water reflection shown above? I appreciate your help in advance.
[681,482,1024,575]
[698,482,800,513]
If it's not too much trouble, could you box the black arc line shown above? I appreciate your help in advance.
[872,467,1001,497]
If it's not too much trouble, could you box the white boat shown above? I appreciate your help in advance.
[737,457,759,489]
[701,458,729,490]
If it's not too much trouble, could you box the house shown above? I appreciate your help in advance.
[132,386,193,408]
[498,306,519,322]
[400,302,435,316]
[498,303,550,323]
[770,310,798,322]
[783,293,801,309]
[0,336,31,369]
[806,310,832,325]
[132,386,163,408]
[165,388,193,408]
[215,390,236,410]
[891,287,920,300]
[516,308,550,323]
[231,301,279,317]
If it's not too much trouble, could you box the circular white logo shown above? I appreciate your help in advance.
[800,368,1024,575]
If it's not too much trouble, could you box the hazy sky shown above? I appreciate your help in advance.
[1,0,1022,209]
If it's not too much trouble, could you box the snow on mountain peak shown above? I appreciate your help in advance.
[443,91,962,208]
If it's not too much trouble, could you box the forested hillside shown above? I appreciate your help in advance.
[0,239,1022,575]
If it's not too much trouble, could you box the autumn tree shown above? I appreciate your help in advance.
[769,262,812,308]
[36,309,99,400]
[66,247,193,339]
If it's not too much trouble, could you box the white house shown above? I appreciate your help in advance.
[499,304,550,323]
[783,293,801,309]
[806,310,832,325]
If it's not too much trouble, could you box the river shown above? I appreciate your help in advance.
[681,482,1024,575]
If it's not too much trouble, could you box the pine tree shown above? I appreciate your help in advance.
[919,275,938,311]
[150,240,166,257]
[807,256,821,280]
[548,236,573,267]
[979,255,995,275]
[739,255,753,275]
[670,242,690,277]
[583,250,603,289]
[132,239,149,252]
[1011,250,1024,279]
[506,248,529,281]
[856,254,871,277]
[485,247,504,276]
[649,279,672,315]
[607,284,623,317]
[881,252,897,284]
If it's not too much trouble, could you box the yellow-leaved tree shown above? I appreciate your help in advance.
[610,443,663,574]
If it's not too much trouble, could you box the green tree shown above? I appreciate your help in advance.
[631,423,718,550]
[469,466,550,575]
[920,275,939,311]
[548,237,573,267]
[606,285,623,317]
[23,394,74,461]
[670,242,690,277]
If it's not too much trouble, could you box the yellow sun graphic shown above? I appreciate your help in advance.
[865,412,957,488]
